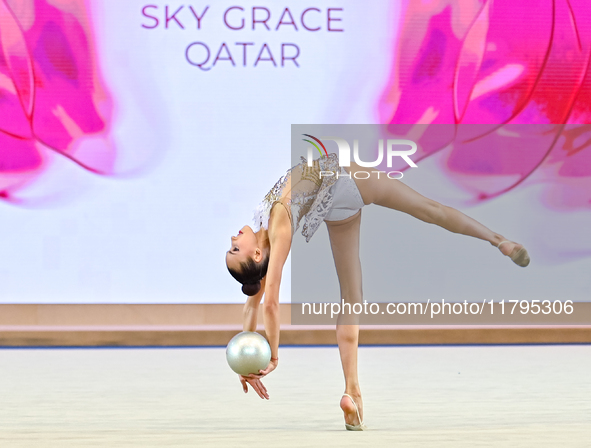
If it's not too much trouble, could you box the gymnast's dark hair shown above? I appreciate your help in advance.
[227,254,270,296]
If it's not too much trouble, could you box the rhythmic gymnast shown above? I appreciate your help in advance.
[225,153,529,431]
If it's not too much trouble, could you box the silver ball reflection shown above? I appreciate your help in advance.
[226,331,271,376]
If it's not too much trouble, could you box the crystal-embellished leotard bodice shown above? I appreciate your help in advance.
[252,153,340,242]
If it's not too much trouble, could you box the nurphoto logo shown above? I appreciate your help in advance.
[302,134,418,179]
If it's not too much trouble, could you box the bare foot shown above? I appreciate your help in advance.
[340,393,363,427]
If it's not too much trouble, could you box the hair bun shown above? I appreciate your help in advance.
[241,282,261,296]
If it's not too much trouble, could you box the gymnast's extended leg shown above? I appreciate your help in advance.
[348,164,527,263]
[325,211,365,429]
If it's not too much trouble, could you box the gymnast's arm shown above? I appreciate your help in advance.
[238,276,269,399]
[243,277,266,331]
[260,213,292,374]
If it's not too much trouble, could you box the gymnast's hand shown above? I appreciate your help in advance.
[258,358,278,377]
[239,375,269,400]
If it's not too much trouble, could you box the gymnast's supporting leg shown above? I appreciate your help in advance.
[326,211,364,428]
[349,163,522,257]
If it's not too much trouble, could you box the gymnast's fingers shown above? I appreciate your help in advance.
[252,379,269,400]
[239,375,248,393]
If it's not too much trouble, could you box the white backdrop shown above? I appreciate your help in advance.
[0,0,398,303]
[1,1,590,304]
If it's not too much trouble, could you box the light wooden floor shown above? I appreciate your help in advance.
[0,345,589,447]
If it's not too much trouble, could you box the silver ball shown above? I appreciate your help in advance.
[226,331,271,376]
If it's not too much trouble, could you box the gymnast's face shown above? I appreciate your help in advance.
[226,225,260,271]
